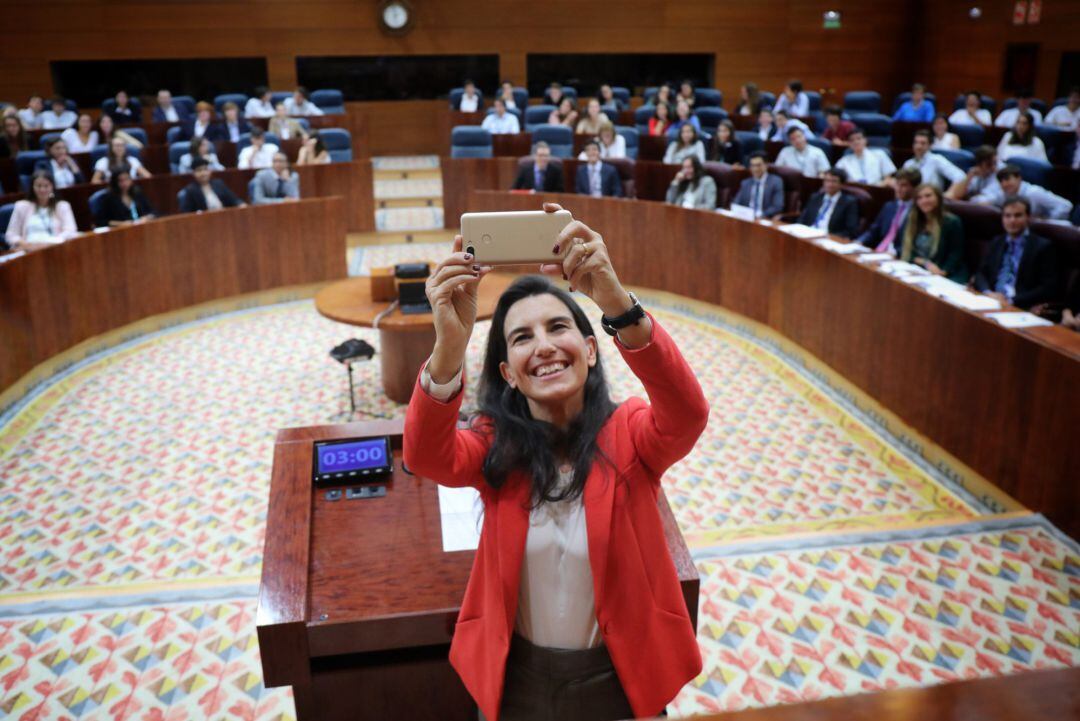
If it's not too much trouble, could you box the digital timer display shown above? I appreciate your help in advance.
[313,436,393,484]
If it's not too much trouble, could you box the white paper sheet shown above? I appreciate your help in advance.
[855,252,894,263]
[813,237,868,254]
[438,485,482,552]
[779,223,828,239]
[986,312,1053,328]
[0,251,26,264]
[937,290,1002,311]
[728,203,756,222]
[877,260,928,277]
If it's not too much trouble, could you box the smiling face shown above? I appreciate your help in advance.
[499,293,597,423]
[915,185,939,215]
[758,110,772,127]
[32,175,54,205]
[680,123,695,145]
[850,131,867,153]
[1015,114,1032,135]
[822,173,841,195]
[676,100,690,120]
[559,98,573,115]
[49,140,69,160]
[913,134,930,156]
[932,116,948,136]
[98,115,114,136]
[116,171,133,193]
[1001,200,1029,236]
[999,174,1021,195]
[681,157,695,179]
[965,93,981,113]
[77,114,92,133]
[588,99,601,118]
[585,143,600,162]
[789,128,807,150]
[4,116,20,137]
[110,136,126,157]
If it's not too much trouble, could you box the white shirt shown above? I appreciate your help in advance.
[931,133,960,150]
[93,155,144,181]
[238,142,280,170]
[1044,104,1080,131]
[973,180,1072,221]
[597,134,627,160]
[159,104,180,122]
[663,140,705,165]
[771,118,814,141]
[17,108,42,129]
[774,92,809,117]
[480,112,520,135]
[190,119,211,138]
[41,110,77,130]
[201,184,223,210]
[587,161,604,197]
[965,171,1001,200]
[60,128,99,154]
[178,153,224,174]
[244,98,275,119]
[901,152,965,190]
[836,148,896,184]
[994,107,1043,128]
[997,133,1049,163]
[948,108,992,126]
[812,191,841,230]
[49,159,78,188]
[282,98,324,116]
[775,144,831,178]
[459,94,480,112]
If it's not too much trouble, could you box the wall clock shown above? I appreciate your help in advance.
[378,0,414,36]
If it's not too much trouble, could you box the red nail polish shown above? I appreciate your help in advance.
[464,253,473,260]
[552,244,560,254]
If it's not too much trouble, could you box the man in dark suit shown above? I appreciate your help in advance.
[973,196,1059,310]
[152,89,192,123]
[858,167,921,250]
[178,158,244,213]
[797,167,860,238]
[574,140,622,197]
[732,151,784,218]
[512,141,564,192]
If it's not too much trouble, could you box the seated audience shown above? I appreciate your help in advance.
[4,171,78,248]
[41,97,76,130]
[99,168,156,226]
[835,128,896,185]
[220,102,251,143]
[178,135,225,174]
[756,108,776,141]
[61,114,99,153]
[481,98,521,135]
[666,156,716,210]
[972,166,1072,220]
[735,82,763,116]
[245,87,276,119]
[576,98,611,136]
[153,89,192,123]
[548,98,579,128]
[18,95,45,130]
[252,152,301,204]
[931,114,960,150]
[973,196,1059,309]
[771,110,814,141]
[108,90,139,124]
[663,123,706,164]
[238,126,280,169]
[581,121,625,160]
[36,138,85,188]
[733,152,785,220]
[457,79,482,112]
[182,102,219,141]
[899,183,968,282]
[270,102,307,140]
[92,135,152,183]
[858,168,921,251]
[497,81,518,110]
[1044,87,1079,131]
[677,80,696,108]
[97,114,144,149]
[178,158,244,212]
[297,132,331,165]
[773,79,809,117]
[901,130,964,191]
[995,91,1043,127]
[283,86,324,116]
[710,120,742,165]
[652,85,674,108]
[598,84,626,113]
[648,102,672,137]
[1,111,28,157]
[893,83,936,122]
[997,112,1048,163]
[667,99,701,138]
[798,167,859,238]
[948,91,992,127]
[946,145,1001,200]
[575,140,622,198]
[512,141,564,192]
[775,126,830,178]
[821,106,856,146]
[543,82,566,107]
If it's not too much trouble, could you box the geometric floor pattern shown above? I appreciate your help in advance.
[1,241,1076,719]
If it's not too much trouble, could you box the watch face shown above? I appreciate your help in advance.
[383,2,408,29]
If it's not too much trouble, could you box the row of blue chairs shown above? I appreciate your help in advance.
[847,90,1069,117]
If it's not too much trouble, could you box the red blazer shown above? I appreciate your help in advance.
[404,317,709,720]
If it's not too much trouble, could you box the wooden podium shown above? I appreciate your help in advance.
[257,420,700,721]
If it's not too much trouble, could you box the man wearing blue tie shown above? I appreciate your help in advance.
[732,152,784,219]
[858,168,921,251]
[797,167,860,238]
[574,140,622,198]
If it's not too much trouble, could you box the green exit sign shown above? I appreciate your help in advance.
[823,10,842,28]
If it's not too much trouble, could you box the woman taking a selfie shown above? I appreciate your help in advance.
[403,204,708,721]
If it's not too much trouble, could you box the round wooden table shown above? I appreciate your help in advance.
[315,273,515,404]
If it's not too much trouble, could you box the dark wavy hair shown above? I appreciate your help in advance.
[473,275,617,506]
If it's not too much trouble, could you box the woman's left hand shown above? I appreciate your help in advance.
[538,203,633,317]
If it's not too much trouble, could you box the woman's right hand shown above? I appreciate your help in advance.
[426,235,492,381]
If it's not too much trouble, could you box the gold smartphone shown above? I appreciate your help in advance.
[460,210,573,264]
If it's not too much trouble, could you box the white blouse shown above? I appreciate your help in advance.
[61,128,99,154]
[948,108,992,126]
[997,133,1048,163]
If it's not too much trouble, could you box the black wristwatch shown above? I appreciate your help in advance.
[600,292,646,336]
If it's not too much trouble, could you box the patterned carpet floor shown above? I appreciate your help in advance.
[1,242,1076,719]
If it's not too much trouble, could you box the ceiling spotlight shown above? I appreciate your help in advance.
[969,6,982,19]
[823,10,841,28]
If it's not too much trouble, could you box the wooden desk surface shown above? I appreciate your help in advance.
[314,273,514,330]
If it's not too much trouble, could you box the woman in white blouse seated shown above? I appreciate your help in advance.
[930,115,960,150]
[61,114,99,154]
[178,135,225,174]
[665,155,717,210]
[948,91,992,127]
[997,112,1048,163]
[38,138,85,188]
[92,135,152,184]
[662,123,706,165]
[577,121,625,160]
[5,171,78,249]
